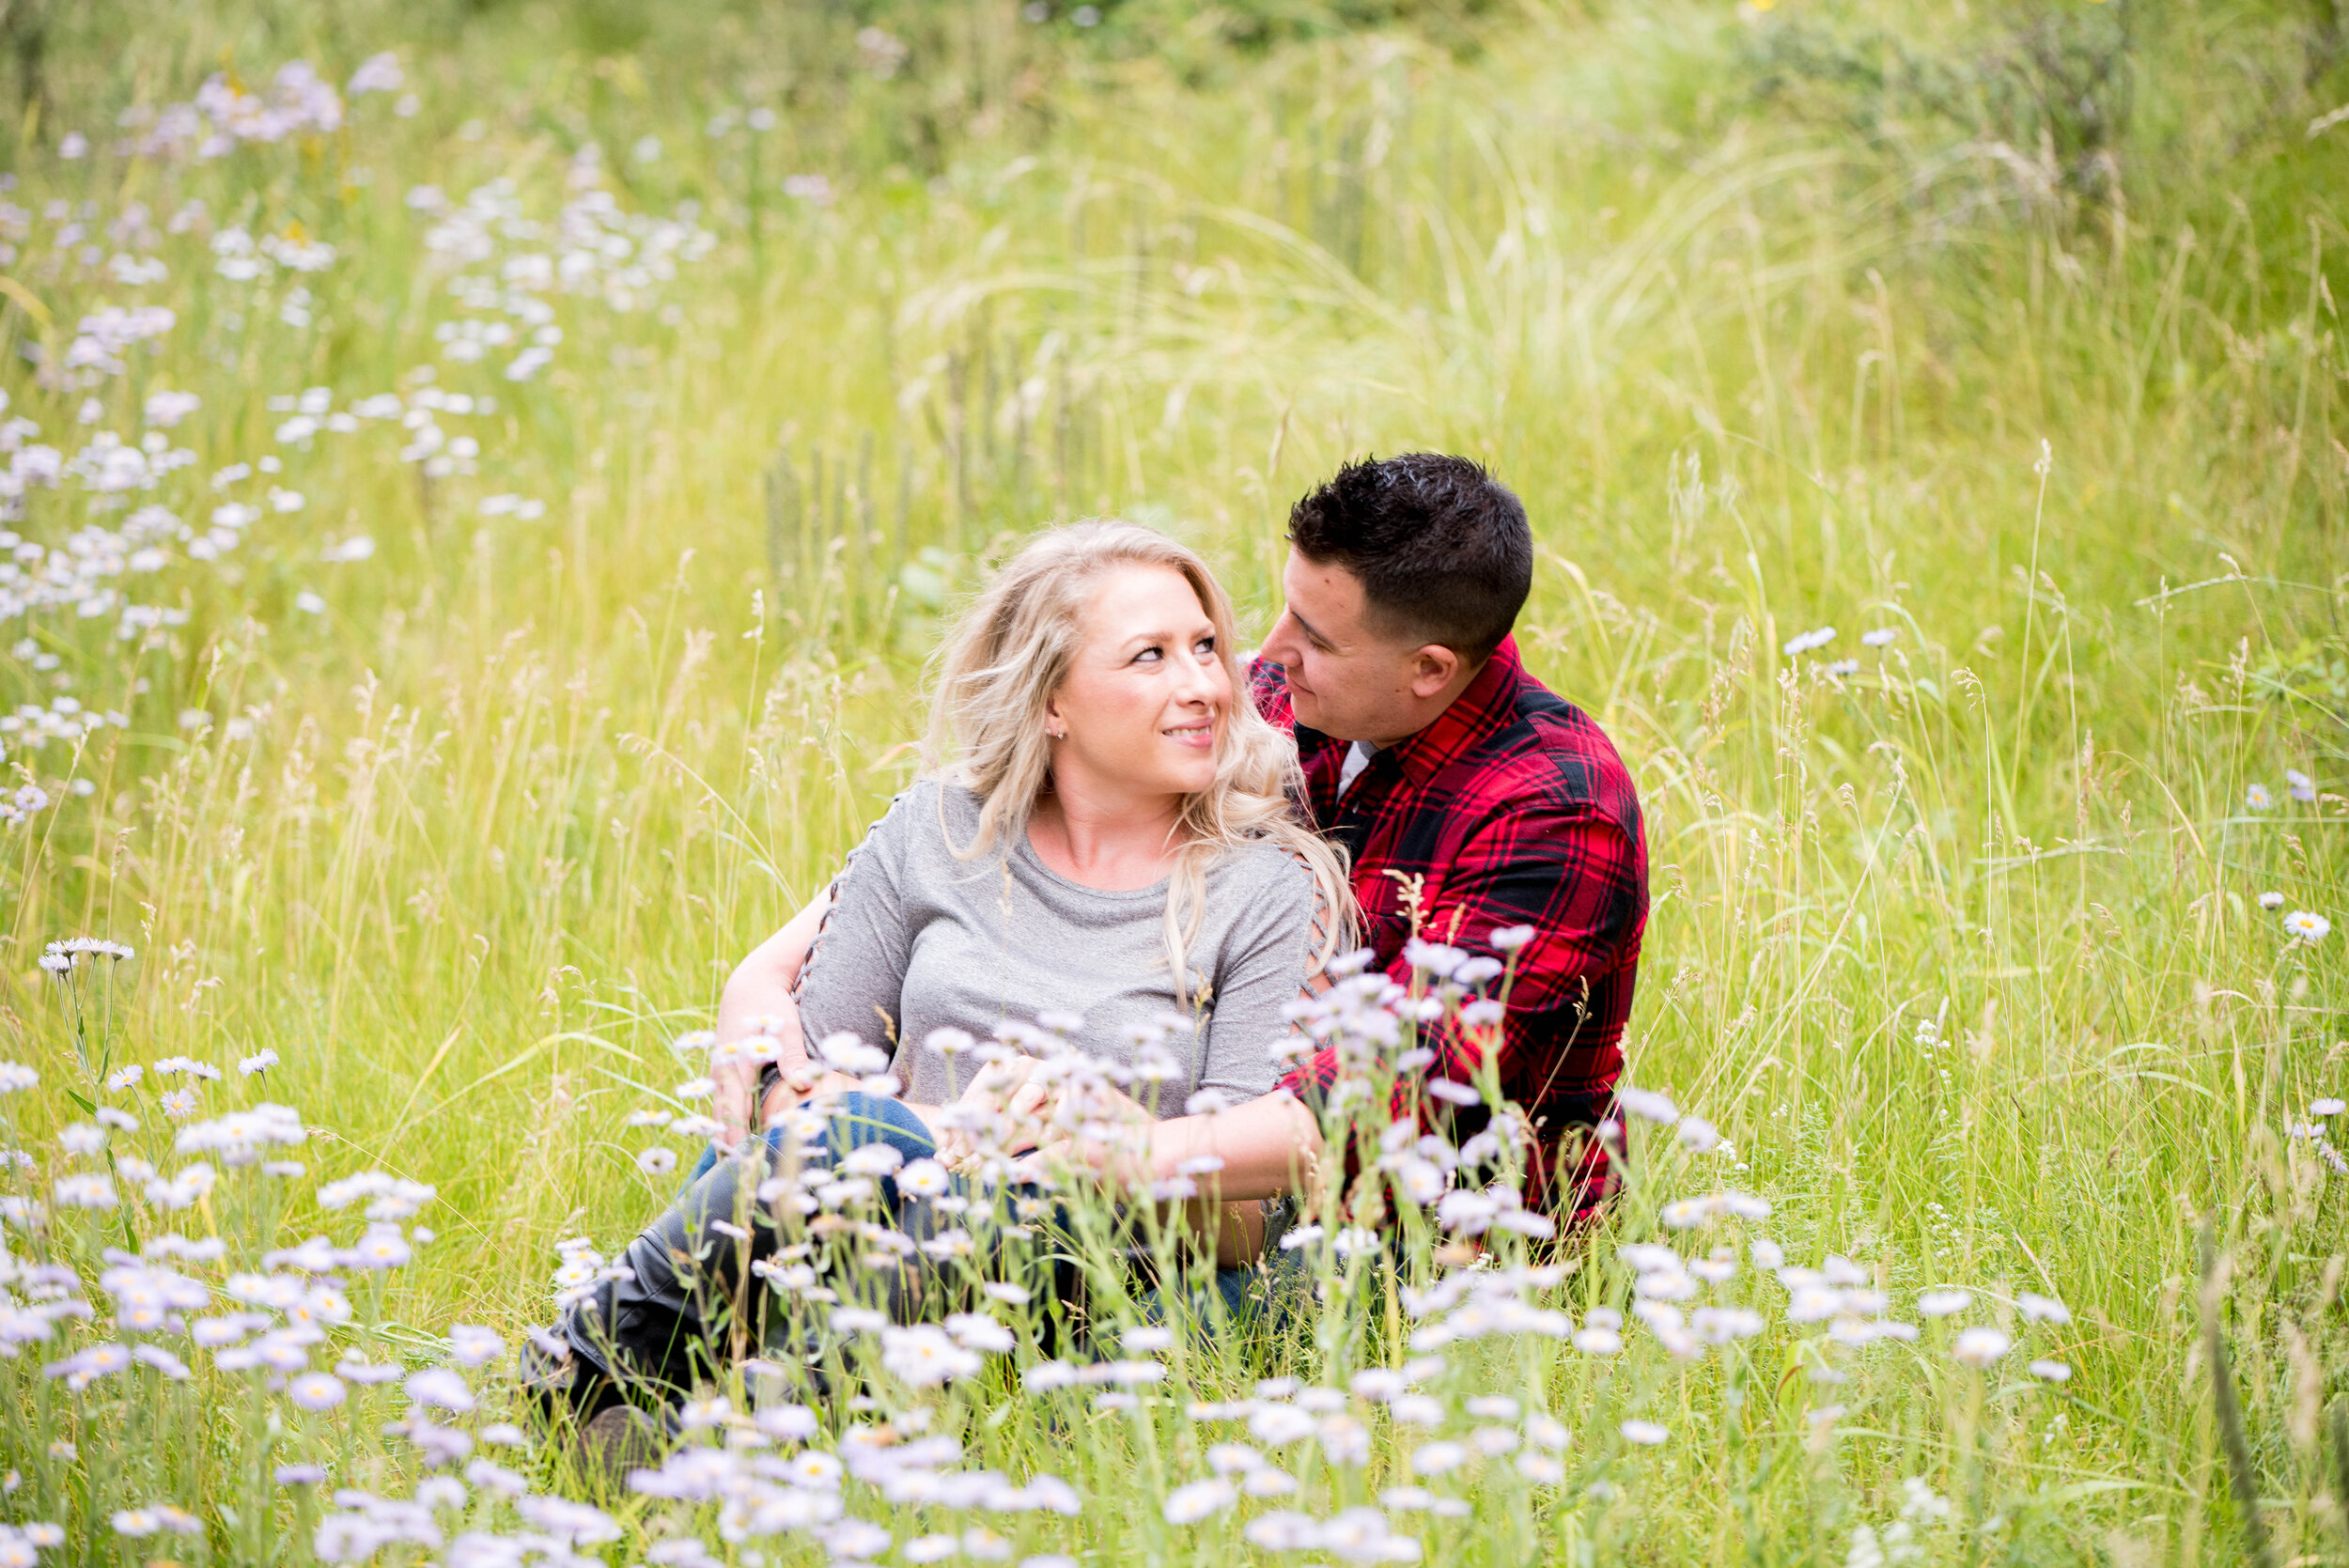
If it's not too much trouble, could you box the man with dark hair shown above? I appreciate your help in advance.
[528,454,1637,1466]
[1248,452,1647,1223]
[1283,451,1534,665]
[692,454,1644,1232]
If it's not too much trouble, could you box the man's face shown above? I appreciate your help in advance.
[1259,550,1454,745]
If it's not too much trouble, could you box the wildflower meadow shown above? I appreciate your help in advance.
[0,0,2343,1563]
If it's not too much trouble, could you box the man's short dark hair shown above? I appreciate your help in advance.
[1286,453,1532,661]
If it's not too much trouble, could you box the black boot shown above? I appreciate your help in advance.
[519,1332,623,1423]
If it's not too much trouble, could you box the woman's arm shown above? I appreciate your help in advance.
[1034,1087,1326,1265]
[1159,1094,1326,1266]
[1145,1091,1326,1203]
[1189,857,1324,1107]
[1149,854,1330,1205]
[1047,855,1331,1259]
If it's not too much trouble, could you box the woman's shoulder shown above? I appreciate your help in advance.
[867,776,985,856]
[1211,835,1320,905]
[884,774,978,816]
[1210,833,1346,970]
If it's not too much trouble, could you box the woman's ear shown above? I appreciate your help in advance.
[1043,691,1067,740]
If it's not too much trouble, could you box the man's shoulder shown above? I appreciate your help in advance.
[1449,669,1641,830]
[1511,679,1639,796]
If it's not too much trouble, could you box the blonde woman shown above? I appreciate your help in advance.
[541,522,1348,1430]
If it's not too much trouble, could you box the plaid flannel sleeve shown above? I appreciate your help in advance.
[1278,800,1644,1211]
[1248,656,1294,730]
[1408,800,1644,1087]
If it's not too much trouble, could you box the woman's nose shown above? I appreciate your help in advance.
[1171,653,1219,703]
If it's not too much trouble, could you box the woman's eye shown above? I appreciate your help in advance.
[1194,637,1217,658]
[1133,645,1161,664]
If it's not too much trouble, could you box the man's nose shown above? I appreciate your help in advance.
[1260,609,1299,664]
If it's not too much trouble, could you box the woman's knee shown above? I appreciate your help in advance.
[677,1141,720,1196]
[826,1092,937,1163]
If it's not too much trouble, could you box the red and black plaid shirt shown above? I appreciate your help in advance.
[1250,637,1648,1223]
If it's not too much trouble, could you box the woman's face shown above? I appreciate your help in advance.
[1047,563,1231,801]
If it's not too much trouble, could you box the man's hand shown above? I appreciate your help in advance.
[756,1064,863,1131]
[709,888,833,1149]
[712,1048,762,1152]
[712,1022,801,1152]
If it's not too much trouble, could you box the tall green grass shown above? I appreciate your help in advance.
[0,0,2343,1561]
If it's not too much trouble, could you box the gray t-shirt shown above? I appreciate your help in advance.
[793,778,1319,1115]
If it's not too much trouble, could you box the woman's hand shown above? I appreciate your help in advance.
[1028,1078,1156,1186]
[933,1056,1051,1170]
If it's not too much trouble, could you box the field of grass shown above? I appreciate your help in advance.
[0,0,2344,1561]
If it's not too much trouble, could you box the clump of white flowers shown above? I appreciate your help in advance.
[37,937,134,973]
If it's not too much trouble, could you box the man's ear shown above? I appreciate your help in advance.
[1407,644,1461,700]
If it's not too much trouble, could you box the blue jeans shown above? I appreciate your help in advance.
[681,1093,1278,1326]
[680,1091,939,1195]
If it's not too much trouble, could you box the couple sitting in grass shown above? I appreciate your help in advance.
[533,452,1648,1452]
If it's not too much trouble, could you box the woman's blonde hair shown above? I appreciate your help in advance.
[923,520,1353,1001]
